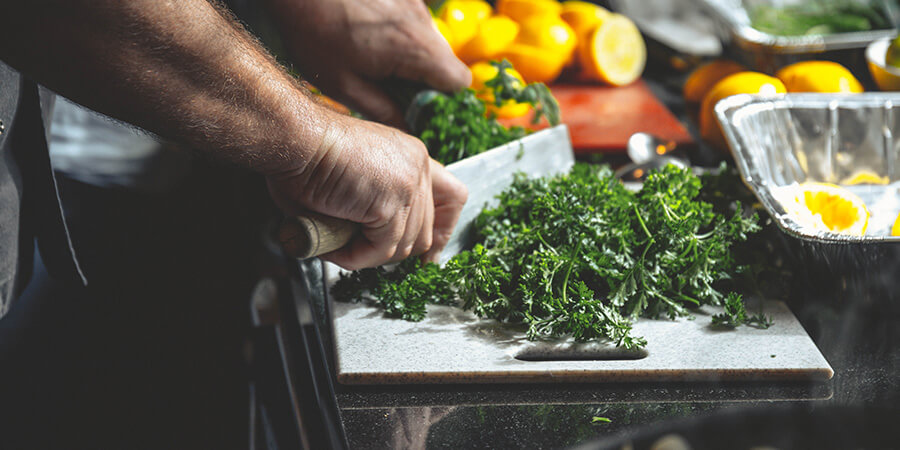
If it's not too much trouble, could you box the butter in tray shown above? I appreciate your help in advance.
[716,93,900,244]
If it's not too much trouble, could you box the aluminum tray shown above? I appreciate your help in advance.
[716,93,900,242]
[698,0,898,73]
[717,93,900,303]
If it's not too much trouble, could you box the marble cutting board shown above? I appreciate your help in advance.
[325,264,833,385]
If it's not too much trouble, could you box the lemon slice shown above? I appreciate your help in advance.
[774,182,870,236]
[578,14,646,86]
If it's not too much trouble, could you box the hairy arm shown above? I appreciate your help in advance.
[0,0,467,269]
[0,0,318,173]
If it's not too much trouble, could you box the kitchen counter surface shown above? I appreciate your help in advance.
[310,73,900,449]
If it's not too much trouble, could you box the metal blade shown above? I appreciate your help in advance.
[439,124,574,263]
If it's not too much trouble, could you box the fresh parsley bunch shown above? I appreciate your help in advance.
[333,164,764,349]
[417,60,559,165]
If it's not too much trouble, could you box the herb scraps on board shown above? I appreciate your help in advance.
[748,0,891,36]
[332,163,767,349]
[417,60,560,165]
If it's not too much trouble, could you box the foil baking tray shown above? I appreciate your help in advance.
[698,0,898,73]
[716,93,900,244]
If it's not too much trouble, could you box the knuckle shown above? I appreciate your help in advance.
[395,244,414,260]
[368,203,394,228]
[452,179,469,203]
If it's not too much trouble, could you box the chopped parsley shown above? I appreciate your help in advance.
[333,164,765,349]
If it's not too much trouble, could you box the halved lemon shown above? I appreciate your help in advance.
[577,13,646,86]
[774,182,870,236]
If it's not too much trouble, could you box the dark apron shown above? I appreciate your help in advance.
[0,62,86,317]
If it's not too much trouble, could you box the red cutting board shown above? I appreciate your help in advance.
[503,80,693,154]
[554,80,693,153]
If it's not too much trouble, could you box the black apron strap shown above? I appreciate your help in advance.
[12,80,87,287]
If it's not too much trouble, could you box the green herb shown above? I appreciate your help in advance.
[417,90,527,165]
[484,60,560,127]
[712,292,773,328]
[591,416,612,424]
[417,59,560,165]
[333,164,765,349]
[749,0,891,36]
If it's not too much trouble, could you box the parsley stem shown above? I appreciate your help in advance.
[560,240,583,305]
[632,204,654,241]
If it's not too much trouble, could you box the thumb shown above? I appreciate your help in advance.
[397,21,471,93]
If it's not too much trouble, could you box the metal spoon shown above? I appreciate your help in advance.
[627,132,678,164]
[614,155,689,183]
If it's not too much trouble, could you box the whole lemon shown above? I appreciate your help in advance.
[700,72,786,150]
[496,0,562,23]
[440,0,493,50]
[775,61,863,93]
[683,60,746,104]
[516,13,577,60]
[457,15,520,64]
[560,1,610,38]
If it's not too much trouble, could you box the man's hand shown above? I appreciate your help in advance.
[266,108,467,270]
[267,0,471,127]
[0,0,468,271]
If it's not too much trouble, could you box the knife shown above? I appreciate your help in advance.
[279,85,575,262]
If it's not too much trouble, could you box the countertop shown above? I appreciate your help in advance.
[308,73,900,450]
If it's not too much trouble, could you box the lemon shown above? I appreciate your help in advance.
[892,211,900,236]
[496,0,562,23]
[683,60,746,104]
[700,72,786,150]
[560,1,610,38]
[841,170,889,185]
[577,14,646,86]
[774,183,869,236]
[440,0,493,49]
[469,61,532,118]
[499,43,566,83]
[457,15,520,64]
[515,13,577,61]
[775,61,863,93]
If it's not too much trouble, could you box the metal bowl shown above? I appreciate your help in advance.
[698,0,898,73]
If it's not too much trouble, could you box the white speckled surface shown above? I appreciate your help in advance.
[326,264,833,385]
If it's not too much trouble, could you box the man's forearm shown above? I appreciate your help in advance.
[0,0,321,174]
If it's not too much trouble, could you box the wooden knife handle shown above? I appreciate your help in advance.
[278,213,358,259]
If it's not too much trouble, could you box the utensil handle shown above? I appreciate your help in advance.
[279,213,358,259]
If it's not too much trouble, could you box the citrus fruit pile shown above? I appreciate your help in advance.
[683,59,864,149]
[433,0,646,86]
